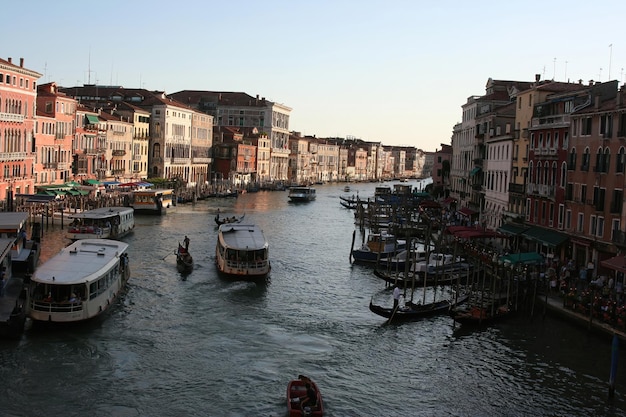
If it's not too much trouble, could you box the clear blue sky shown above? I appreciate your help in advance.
[5,0,626,151]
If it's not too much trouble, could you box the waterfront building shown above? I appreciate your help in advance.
[74,106,105,181]
[0,57,41,204]
[566,80,622,272]
[213,127,256,188]
[431,144,452,191]
[451,78,531,219]
[190,111,212,187]
[481,101,516,231]
[254,133,271,185]
[289,133,314,185]
[97,110,133,182]
[112,102,151,181]
[35,82,75,188]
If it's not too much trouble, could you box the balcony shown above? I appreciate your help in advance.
[84,148,98,155]
[43,162,58,169]
[508,183,525,194]
[0,152,27,161]
[0,112,25,123]
[112,150,126,156]
[112,169,126,175]
[531,114,570,128]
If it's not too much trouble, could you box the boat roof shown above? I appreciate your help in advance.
[218,224,268,250]
[0,238,13,261]
[0,212,28,230]
[133,189,172,195]
[69,206,134,219]
[31,239,128,285]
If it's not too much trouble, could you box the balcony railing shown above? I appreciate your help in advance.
[112,150,126,156]
[43,162,58,169]
[508,183,525,194]
[0,152,27,161]
[531,114,570,128]
[0,112,25,123]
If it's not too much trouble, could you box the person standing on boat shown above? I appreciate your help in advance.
[183,236,190,251]
[393,285,401,310]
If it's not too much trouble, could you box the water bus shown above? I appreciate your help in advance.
[131,189,174,215]
[27,239,130,323]
[66,207,135,240]
[288,186,316,202]
[215,224,270,280]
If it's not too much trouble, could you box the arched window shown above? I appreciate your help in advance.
[617,147,625,173]
[582,147,590,171]
[529,161,534,183]
[595,147,603,172]
[569,147,577,170]
[560,162,567,187]
[604,147,610,173]
[552,162,557,186]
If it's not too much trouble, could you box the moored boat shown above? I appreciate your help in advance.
[369,292,469,322]
[350,231,406,264]
[26,239,130,324]
[288,186,316,202]
[287,375,323,417]
[215,224,270,280]
[65,206,135,240]
[176,244,193,274]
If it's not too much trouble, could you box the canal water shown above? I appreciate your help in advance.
[1,181,625,417]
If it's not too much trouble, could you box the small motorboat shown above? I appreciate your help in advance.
[287,375,323,417]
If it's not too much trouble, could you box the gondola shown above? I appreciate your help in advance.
[287,375,324,417]
[449,302,511,326]
[214,213,245,226]
[369,293,469,322]
[176,244,194,274]
[373,268,472,287]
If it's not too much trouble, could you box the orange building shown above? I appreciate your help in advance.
[0,57,41,204]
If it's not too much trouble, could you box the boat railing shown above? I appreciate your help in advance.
[30,300,84,313]
[226,259,268,269]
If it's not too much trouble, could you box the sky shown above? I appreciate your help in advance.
[5,1,626,151]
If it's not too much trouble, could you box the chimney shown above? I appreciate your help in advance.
[578,79,583,85]
[589,80,594,86]
[19,58,24,67]
[535,74,540,82]
[7,57,11,64]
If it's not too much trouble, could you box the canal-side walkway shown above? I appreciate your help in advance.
[539,293,626,343]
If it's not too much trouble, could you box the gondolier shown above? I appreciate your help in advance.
[393,285,401,309]
[184,235,190,250]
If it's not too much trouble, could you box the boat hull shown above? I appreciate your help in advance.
[287,376,323,417]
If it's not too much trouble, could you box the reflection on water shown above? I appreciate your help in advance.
[2,180,625,417]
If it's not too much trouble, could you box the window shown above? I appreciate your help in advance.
[600,114,613,138]
[612,219,620,240]
[582,117,592,135]
[617,147,625,173]
[560,162,567,187]
[581,148,590,171]
[581,184,587,203]
[566,209,572,230]
[590,215,597,235]
[578,212,584,232]
[597,217,604,238]
[568,149,577,170]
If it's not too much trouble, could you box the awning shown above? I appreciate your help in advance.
[497,223,529,236]
[521,226,569,248]
[470,167,482,176]
[500,252,544,266]
[458,207,477,217]
[86,115,100,124]
[65,181,82,187]
[85,179,101,185]
[601,255,626,275]
[442,197,456,205]
[66,190,80,195]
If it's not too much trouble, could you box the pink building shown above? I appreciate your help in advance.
[0,57,41,203]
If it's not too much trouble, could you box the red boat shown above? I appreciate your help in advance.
[287,375,324,417]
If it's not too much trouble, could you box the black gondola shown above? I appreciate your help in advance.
[176,244,194,274]
[369,293,469,322]
[214,213,245,226]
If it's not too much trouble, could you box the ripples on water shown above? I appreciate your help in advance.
[0,181,625,416]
